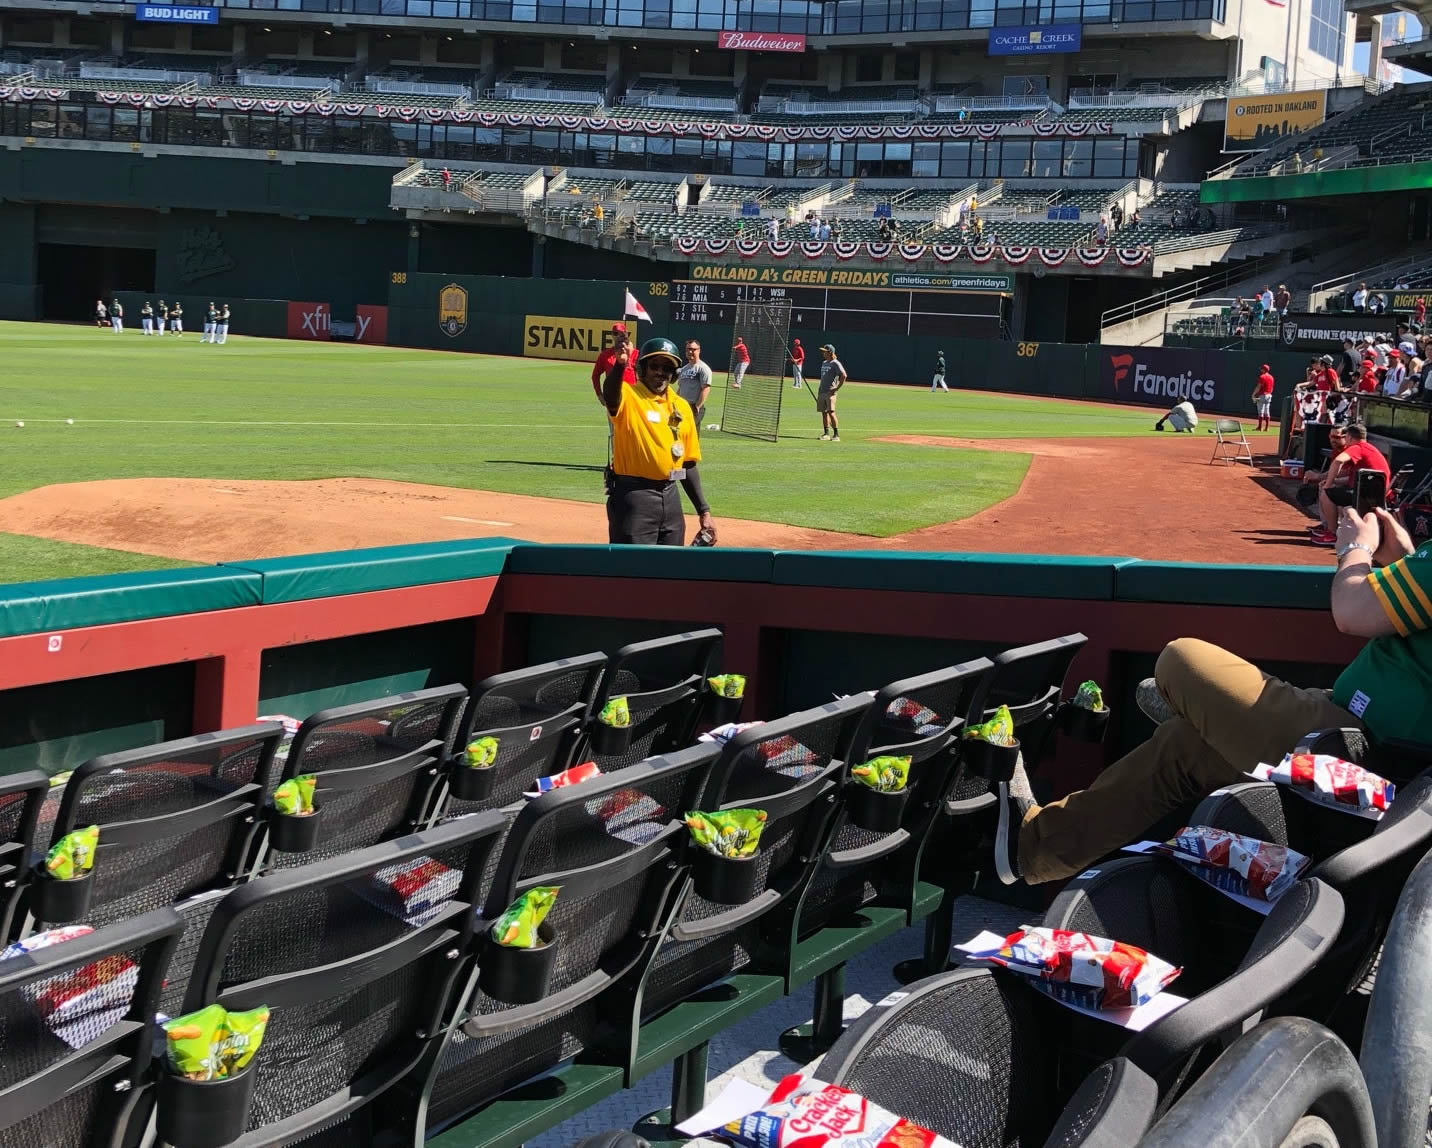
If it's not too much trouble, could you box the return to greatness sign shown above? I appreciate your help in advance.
[1224,90,1326,153]
[1277,311,1399,351]
[524,315,626,362]
[687,263,1012,292]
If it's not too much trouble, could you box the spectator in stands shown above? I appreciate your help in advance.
[591,323,635,404]
[1318,355,1341,393]
[1359,353,1380,394]
[1341,338,1360,388]
[1353,282,1369,313]
[592,201,605,232]
[1384,349,1407,397]
[768,216,780,241]
[878,217,891,242]
[829,220,842,241]
[1153,400,1198,432]
[1252,364,1275,431]
[1130,207,1142,227]
[1416,297,1427,326]
[1259,285,1275,316]
[818,219,832,241]
[441,167,452,191]
[1095,217,1108,245]
[995,501,1430,886]
[1311,423,1392,546]
[601,337,713,547]
[1111,203,1123,231]
[1274,284,1291,317]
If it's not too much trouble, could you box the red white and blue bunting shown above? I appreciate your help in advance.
[3,86,1115,140]
[671,237,1149,268]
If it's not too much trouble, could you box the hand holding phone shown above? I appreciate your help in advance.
[1356,469,1388,516]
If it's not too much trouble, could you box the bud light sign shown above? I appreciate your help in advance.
[988,23,1081,54]
[136,4,219,21]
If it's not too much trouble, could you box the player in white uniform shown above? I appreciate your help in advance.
[203,303,217,343]
[931,350,949,392]
[156,300,168,335]
[95,299,107,328]
[110,299,123,333]
[141,301,154,335]
[170,301,184,337]
[217,304,230,344]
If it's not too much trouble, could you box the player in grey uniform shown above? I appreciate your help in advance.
[110,299,123,333]
[817,343,847,442]
[931,350,949,392]
[676,340,713,426]
[217,304,230,344]
[141,301,154,335]
[170,301,184,337]
[95,299,107,328]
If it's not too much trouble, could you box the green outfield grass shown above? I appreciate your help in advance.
[0,321,1167,579]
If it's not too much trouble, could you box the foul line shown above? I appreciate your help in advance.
[2,419,597,429]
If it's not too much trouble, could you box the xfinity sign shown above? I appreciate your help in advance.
[136,4,219,21]
[988,23,1082,55]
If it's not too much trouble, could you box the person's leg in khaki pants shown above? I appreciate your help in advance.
[1018,638,1359,884]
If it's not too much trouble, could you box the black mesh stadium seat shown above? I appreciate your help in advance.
[438,652,608,817]
[0,770,48,940]
[425,741,722,1129]
[582,630,724,771]
[1190,773,1432,1022]
[640,695,873,1017]
[179,812,508,1144]
[799,659,995,936]
[262,686,469,870]
[813,966,1073,1148]
[0,906,182,1148]
[1139,1017,1375,1148]
[904,635,1089,981]
[1043,856,1345,1094]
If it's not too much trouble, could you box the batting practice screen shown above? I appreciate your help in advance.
[720,298,793,442]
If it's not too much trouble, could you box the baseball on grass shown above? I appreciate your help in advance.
[14,421,22,428]
[66,418,74,425]
[707,423,720,431]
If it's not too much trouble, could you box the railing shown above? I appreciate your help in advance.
[237,69,335,91]
[769,96,919,116]
[493,82,602,105]
[393,158,427,186]
[1248,141,1359,177]
[623,90,738,113]
[1308,244,1432,311]
[931,93,1053,113]
[1152,226,1271,254]
[78,64,212,86]
[0,70,35,87]
[366,77,470,99]
[1100,249,1290,328]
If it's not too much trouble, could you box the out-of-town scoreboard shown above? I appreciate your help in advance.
[669,265,1010,338]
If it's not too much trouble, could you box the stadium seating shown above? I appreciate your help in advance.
[1238,83,1432,175]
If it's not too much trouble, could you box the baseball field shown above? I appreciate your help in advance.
[0,322,1308,582]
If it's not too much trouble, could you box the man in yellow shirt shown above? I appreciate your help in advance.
[602,337,717,546]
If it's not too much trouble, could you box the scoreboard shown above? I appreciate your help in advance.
[670,281,1005,338]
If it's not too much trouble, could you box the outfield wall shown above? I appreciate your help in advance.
[388,272,1311,417]
[0,540,1360,798]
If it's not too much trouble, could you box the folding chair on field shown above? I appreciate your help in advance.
[1209,418,1254,466]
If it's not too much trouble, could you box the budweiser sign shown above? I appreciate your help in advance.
[717,30,807,51]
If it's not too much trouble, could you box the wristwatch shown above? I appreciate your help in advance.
[1337,541,1375,562]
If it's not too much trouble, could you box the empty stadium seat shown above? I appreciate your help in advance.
[0,770,48,940]
[0,906,184,1147]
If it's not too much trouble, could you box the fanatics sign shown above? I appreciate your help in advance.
[135,4,220,21]
[717,31,807,52]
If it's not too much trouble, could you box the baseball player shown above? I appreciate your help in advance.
[931,350,949,393]
[170,301,184,337]
[217,304,230,344]
[141,301,154,335]
[156,300,168,336]
[730,336,750,389]
[203,302,217,343]
[790,338,805,389]
[95,299,107,329]
[110,299,123,333]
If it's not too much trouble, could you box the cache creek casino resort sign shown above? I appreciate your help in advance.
[988,24,1082,54]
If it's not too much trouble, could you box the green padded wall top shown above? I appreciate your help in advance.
[0,567,262,638]
[770,550,1134,600]
[504,544,776,583]
[225,537,523,604]
[1114,562,1333,609]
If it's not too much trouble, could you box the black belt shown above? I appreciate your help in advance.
[612,475,675,490]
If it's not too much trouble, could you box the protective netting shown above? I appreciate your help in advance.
[720,300,793,443]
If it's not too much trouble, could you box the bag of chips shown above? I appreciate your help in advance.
[44,825,99,880]
[1254,753,1394,819]
[721,1074,962,1148]
[1072,681,1106,712]
[164,1004,270,1081]
[708,675,747,698]
[1,925,93,959]
[528,761,602,797]
[1159,826,1310,903]
[359,855,461,924]
[962,705,1016,746]
[850,756,911,793]
[598,697,631,728]
[490,886,559,948]
[963,926,1181,1011]
[272,775,317,817]
[464,736,500,769]
[685,809,767,858]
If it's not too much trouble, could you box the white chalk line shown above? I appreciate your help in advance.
[441,515,516,526]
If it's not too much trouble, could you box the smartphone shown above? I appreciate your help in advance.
[1356,469,1387,516]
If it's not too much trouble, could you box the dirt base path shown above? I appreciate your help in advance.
[0,433,1325,566]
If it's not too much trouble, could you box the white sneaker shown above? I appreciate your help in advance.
[819,433,830,441]
[832,435,840,442]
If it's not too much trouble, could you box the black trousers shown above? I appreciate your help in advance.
[608,478,684,545]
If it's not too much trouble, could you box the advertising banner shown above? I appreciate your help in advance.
[987,24,1082,55]
[135,4,219,21]
[717,31,806,51]
[1277,311,1399,351]
[524,315,625,362]
[286,301,331,340]
[687,263,1012,292]
[1095,346,1222,410]
[355,304,388,344]
[1224,90,1327,153]
[1371,290,1428,312]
